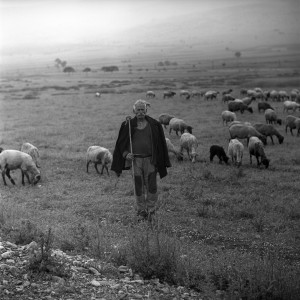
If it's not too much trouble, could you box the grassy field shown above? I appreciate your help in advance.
[0,49,300,298]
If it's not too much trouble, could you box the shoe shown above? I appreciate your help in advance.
[137,210,148,222]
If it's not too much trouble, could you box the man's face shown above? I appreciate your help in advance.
[134,104,146,118]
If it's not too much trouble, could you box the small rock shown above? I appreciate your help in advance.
[1,251,13,259]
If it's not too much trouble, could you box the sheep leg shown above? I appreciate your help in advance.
[86,161,90,173]
[249,154,253,165]
[22,170,31,185]
[105,165,109,175]
[256,155,261,166]
[100,164,104,175]
[290,128,293,136]
[2,170,8,185]
[94,163,100,174]
[187,149,191,160]
[270,136,274,145]
[5,168,15,185]
[209,153,214,162]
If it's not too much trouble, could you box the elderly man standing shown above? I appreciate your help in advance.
[111,100,171,221]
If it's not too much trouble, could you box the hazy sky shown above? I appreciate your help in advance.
[0,0,256,49]
[0,0,299,56]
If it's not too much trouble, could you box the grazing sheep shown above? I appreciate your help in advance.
[163,91,176,99]
[228,100,253,114]
[222,88,233,95]
[165,138,183,161]
[263,90,271,101]
[204,90,219,100]
[254,87,263,94]
[179,90,191,99]
[158,113,175,129]
[264,109,282,125]
[285,115,300,136]
[229,123,267,145]
[247,89,257,98]
[179,133,198,163]
[283,101,300,113]
[0,150,41,186]
[86,146,113,175]
[20,142,40,168]
[146,91,155,98]
[278,90,289,101]
[95,92,101,97]
[240,88,248,96]
[290,89,299,101]
[209,145,229,164]
[191,90,203,98]
[258,102,274,113]
[253,123,284,144]
[248,137,270,169]
[169,118,193,136]
[242,96,256,106]
[222,94,235,103]
[270,90,279,102]
[228,139,244,167]
[221,110,237,125]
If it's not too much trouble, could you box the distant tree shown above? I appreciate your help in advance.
[101,66,119,72]
[55,58,67,69]
[83,67,91,72]
[63,66,75,73]
[235,51,242,68]
[235,51,241,59]
[61,61,67,68]
[55,58,62,68]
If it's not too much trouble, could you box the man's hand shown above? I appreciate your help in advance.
[126,153,134,161]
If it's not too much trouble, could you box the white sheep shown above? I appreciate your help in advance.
[0,150,41,186]
[285,115,300,136]
[228,139,244,167]
[248,137,270,168]
[264,109,282,125]
[221,110,237,125]
[179,133,198,163]
[86,146,113,175]
[95,92,101,97]
[158,113,175,129]
[169,118,193,136]
[165,138,183,161]
[179,90,191,99]
[283,101,300,113]
[146,91,155,98]
[20,142,40,168]
[204,90,219,100]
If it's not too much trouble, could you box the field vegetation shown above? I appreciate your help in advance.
[0,47,300,299]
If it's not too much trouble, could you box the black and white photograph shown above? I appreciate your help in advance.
[0,0,299,299]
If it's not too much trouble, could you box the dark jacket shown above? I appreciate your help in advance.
[111,115,171,178]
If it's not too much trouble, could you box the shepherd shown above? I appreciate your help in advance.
[111,99,171,221]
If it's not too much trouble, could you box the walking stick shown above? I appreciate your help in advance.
[126,116,136,198]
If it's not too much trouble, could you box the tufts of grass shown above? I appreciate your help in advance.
[27,228,71,278]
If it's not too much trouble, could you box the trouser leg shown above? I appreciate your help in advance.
[133,158,147,215]
[143,157,158,214]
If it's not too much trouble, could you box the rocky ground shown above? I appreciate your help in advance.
[0,237,207,300]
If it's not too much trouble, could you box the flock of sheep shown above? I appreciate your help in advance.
[157,87,300,169]
[1,87,299,186]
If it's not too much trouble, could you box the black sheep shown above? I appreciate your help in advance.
[210,145,229,164]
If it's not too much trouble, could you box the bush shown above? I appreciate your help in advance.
[126,222,178,283]
[28,228,71,278]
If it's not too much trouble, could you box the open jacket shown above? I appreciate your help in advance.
[111,115,171,178]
